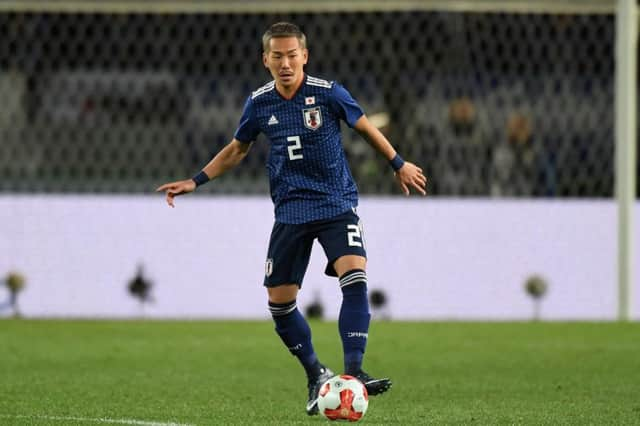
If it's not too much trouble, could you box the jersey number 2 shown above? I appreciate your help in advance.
[287,136,303,160]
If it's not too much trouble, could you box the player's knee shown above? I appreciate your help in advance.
[333,255,366,277]
[267,283,299,303]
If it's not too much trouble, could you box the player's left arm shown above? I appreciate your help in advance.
[353,115,427,196]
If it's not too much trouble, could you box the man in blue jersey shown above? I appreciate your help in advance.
[157,22,426,416]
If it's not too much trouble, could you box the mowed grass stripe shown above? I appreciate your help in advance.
[0,414,193,425]
[0,321,638,425]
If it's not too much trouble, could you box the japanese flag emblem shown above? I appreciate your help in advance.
[303,107,322,130]
[305,96,315,105]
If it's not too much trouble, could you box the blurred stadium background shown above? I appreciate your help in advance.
[0,2,620,195]
[0,0,638,320]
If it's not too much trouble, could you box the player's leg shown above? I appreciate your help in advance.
[332,255,391,395]
[332,254,369,375]
[317,210,392,396]
[267,283,324,378]
[264,222,333,415]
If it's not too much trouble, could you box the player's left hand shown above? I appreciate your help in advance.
[394,162,427,196]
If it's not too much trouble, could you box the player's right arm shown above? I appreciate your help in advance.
[155,139,252,207]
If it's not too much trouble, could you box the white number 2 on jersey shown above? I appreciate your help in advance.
[287,136,303,160]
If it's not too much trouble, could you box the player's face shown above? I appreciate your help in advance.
[263,37,308,91]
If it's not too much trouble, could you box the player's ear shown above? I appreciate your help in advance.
[262,52,269,68]
[302,48,308,65]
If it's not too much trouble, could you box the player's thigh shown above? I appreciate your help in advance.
[264,221,314,289]
[316,210,367,277]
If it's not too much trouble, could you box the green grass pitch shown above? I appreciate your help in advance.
[1,320,639,425]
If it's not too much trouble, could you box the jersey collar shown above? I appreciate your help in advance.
[275,73,307,101]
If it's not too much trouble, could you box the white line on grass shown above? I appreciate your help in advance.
[0,414,195,426]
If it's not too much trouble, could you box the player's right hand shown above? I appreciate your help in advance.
[155,179,196,208]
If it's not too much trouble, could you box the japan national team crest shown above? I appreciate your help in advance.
[265,258,273,277]
[302,107,322,130]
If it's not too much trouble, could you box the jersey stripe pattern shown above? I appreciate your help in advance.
[234,74,364,224]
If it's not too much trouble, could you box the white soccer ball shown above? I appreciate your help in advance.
[317,374,369,422]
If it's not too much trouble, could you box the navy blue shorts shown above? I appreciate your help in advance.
[263,209,367,287]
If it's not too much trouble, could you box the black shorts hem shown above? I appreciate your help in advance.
[263,281,303,289]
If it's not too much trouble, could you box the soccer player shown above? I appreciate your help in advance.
[156,22,427,415]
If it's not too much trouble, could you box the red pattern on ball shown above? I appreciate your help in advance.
[323,388,364,422]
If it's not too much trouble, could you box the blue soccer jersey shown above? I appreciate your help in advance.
[234,74,364,224]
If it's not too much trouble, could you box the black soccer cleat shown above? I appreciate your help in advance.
[306,366,335,416]
[352,370,393,396]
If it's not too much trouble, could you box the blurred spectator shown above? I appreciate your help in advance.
[490,112,539,196]
[433,96,492,195]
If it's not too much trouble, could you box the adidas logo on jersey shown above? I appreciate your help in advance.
[268,115,279,125]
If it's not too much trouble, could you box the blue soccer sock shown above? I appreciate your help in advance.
[269,299,323,379]
[338,269,371,375]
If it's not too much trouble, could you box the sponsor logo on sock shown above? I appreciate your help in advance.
[288,343,302,351]
[347,332,368,339]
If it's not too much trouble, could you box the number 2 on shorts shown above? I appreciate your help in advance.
[347,224,363,247]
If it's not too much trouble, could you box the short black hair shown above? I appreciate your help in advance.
[262,22,307,52]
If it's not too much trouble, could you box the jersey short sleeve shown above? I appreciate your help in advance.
[330,82,365,128]
[233,95,260,143]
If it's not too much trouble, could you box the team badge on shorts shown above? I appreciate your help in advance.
[302,107,322,130]
[265,258,273,277]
